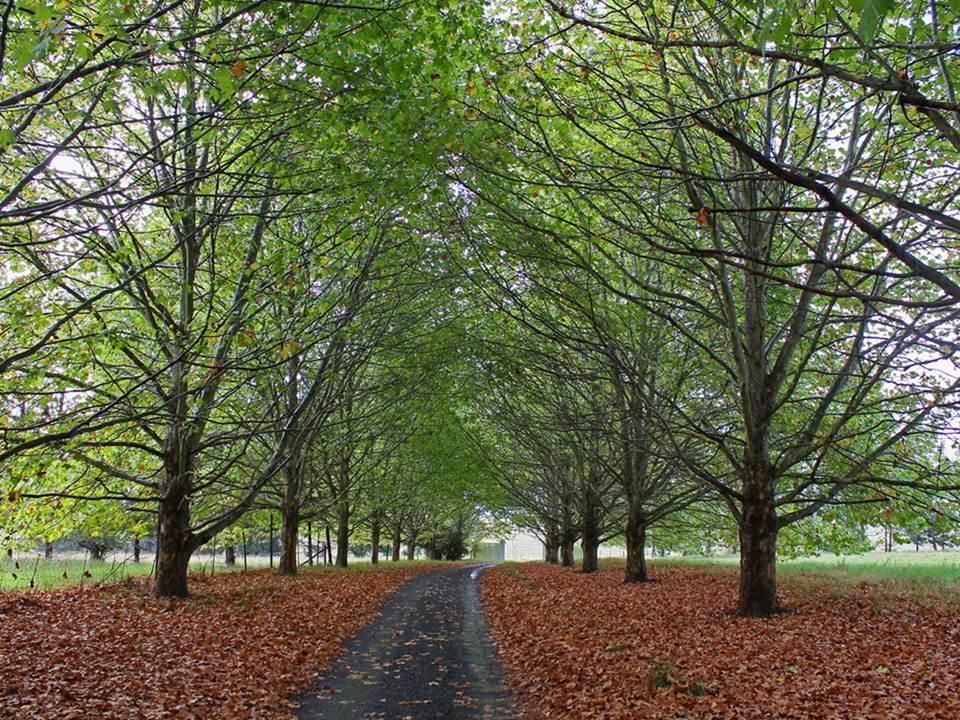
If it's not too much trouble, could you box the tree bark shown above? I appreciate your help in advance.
[544,540,560,564]
[370,517,381,565]
[406,531,417,560]
[335,499,349,568]
[737,483,779,616]
[155,479,195,597]
[392,525,402,561]
[580,482,601,574]
[307,522,313,566]
[44,541,54,559]
[544,523,560,564]
[278,457,303,576]
[278,495,299,576]
[580,533,599,573]
[224,545,236,565]
[560,486,577,567]
[269,513,275,569]
[325,526,332,565]
[132,537,141,564]
[624,510,648,583]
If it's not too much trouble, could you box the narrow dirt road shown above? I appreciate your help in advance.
[295,564,517,719]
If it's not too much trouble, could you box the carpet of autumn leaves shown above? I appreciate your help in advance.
[482,563,960,720]
[0,565,434,719]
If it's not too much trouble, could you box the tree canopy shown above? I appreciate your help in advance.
[2,0,959,614]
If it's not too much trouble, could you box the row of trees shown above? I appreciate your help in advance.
[455,0,960,615]
[2,0,959,617]
[1,0,497,595]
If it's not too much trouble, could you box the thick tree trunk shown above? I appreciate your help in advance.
[278,502,299,576]
[44,541,54,559]
[224,545,236,565]
[737,483,779,616]
[371,518,381,565]
[335,500,349,568]
[392,525,402,562]
[581,533,599,573]
[132,537,141,564]
[544,540,559,564]
[155,497,194,597]
[580,483,601,574]
[278,463,301,576]
[624,510,648,583]
[406,532,417,560]
[560,538,575,567]
[544,523,560,564]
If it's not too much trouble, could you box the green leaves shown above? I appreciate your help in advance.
[851,0,896,42]
[0,128,16,151]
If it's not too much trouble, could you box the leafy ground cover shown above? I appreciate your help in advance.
[0,564,436,719]
[482,562,960,719]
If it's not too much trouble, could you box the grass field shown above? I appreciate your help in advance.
[7,547,960,593]
[664,550,960,580]
[0,553,442,592]
[657,550,960,606]
[0,552,274,592]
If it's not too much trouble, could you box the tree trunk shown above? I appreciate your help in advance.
[580,482,600,574]
[581,534,599,574]
[335,500,349,568]
[737,486,779,616]
[560,485,578,567]
[544,523,560,564]
[132,537,141,564]
[307,522,314,566]
[392,525,402,561]
[544,540,559,564]
[624,509,648,583]
[269,514,275,569]
[154,482,195,598]
[44,541,54,559]
[325,526,332,565]
[371,518,381,565]
[406,532,417,560]
[225,545,236,565]
[278,461,301,575]
[278,502,299,576]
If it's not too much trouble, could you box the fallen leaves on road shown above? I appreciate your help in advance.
[483,563,960,720]
[0,565,433,719]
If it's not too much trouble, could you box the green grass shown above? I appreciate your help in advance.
[0,554,444,592]
[661,550,960,582]
[1,556,151,592]
[0,553,270,592]
[655,551,960,605]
